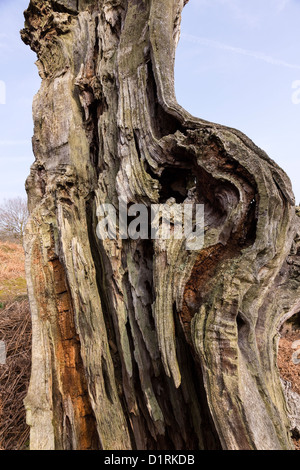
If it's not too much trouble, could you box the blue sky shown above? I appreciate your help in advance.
[175,0,300,203]
[0,0,40,203]
[0,0,300,204]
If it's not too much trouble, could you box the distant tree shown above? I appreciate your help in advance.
[0,198,28,242]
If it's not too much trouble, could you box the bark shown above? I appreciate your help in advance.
[21,0,300,450]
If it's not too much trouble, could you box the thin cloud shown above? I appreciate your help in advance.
[276,0,290,11]
[182,33,300,70]
[190,0,260,27]
[0,156,33,162]
[0,140,31,146]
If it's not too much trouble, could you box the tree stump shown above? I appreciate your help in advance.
[21,0,300,450]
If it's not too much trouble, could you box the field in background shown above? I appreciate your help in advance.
[0,242,27,305]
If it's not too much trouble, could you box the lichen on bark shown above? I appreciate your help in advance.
[21,0,300,450]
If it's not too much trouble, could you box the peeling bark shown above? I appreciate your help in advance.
[21,0,300,450]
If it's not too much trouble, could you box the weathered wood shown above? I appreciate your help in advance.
[21,0,300,450]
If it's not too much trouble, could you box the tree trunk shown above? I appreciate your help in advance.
[21,0,300,450]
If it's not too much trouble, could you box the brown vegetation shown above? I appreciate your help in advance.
[0,242,27,304]
[0,299,31,450]
[0,241,31,450]
[278,315,300,450]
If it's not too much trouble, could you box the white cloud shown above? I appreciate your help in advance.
[182,33,300,70]
[0,140,31,146]
[276,0,290,11]
[0,156,33,162]
[191,0,260,27]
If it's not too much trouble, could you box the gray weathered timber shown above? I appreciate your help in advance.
[21,0,300,450]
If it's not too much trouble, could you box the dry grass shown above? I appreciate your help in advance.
[0,242,27,306]
[0,299,31,450]
[0,242,25,284]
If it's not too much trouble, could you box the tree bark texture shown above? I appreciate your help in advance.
[21,0,300,450]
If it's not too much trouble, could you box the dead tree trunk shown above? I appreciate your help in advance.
[21,0,300,450]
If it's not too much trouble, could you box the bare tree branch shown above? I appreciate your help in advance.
[0,198,29,241]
